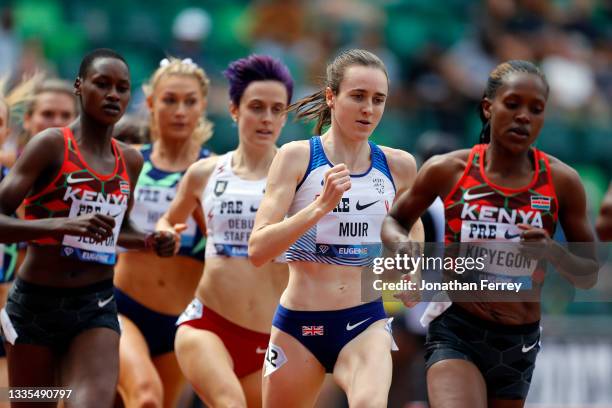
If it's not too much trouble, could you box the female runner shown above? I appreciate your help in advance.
[22,78,78,145]
[113,57,213,408]
[249,49,423,408]
[0,73,42,405]
[382,60,598,408]
[158,54,293,407]
[0,49,174,407]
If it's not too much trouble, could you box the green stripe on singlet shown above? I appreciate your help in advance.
[2,244,17,282]
[136,161,183,187]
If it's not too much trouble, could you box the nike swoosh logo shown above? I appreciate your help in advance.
[521,341,538,353]
[355,200,379,211]
[463,190,495,201]
[67,173,95,184]
[250,205,258,213]
[108,210,123,218]
[504,230,521,240]
[98,295,114,308]
[346,317,371,331]
[256,347,267,354]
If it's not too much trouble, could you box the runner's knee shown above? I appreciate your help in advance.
[203,383,247,408]
[124,376,163,408]
[348,389,387,408]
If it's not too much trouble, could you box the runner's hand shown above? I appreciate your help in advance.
[391,241,422,307]
[517,223,552,261]
[56,214,115,242]
[149,223,188,257]
[315,164,351,213]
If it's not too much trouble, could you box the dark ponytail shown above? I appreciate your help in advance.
[289,89,330,135]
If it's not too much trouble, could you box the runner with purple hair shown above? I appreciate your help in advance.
[158,54,292,407]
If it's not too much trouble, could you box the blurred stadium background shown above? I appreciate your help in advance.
[1,0,611,407]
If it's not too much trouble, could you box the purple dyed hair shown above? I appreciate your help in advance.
[223,55,293,106]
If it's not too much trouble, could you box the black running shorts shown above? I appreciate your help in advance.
[1,278,120,351]
[425,303,541,400]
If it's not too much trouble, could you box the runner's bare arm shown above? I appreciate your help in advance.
[380,147,426,306]
[382,146,424,243]
[249,141,350,266]
[156,157,216,242]
[0,129,116,243]
[382,153,458,247]
[530,160,599,289]
[115,142,148,248]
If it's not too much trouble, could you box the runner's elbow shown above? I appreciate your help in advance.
[596,221,612,241]
[573,266,598,290]
[248,235,268,267]
[248,249,268,267]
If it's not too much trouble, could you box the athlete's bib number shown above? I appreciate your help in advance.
[132,185,197,246]
[61,199,126,264]
[209,192,261,258]
[460,220,536,287]
[176,299,203,325]
[264,343,287,377]
[315,213,382,259]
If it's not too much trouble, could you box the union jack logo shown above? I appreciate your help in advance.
[302,325,324,336]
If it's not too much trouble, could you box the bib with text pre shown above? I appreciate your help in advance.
[61,192,128,264]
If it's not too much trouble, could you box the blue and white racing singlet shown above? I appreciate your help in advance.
[129,144,211,260]
[0,165,17,282]
[286,136,396,266]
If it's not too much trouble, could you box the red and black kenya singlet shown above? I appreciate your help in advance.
[443,144,558,283]
[24,127,130,264]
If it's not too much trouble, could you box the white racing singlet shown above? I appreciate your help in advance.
[203,151,283,261]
